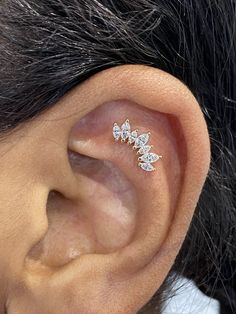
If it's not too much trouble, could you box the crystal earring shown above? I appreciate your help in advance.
[112,119,162,172]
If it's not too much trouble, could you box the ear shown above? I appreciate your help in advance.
[6,65,210,314]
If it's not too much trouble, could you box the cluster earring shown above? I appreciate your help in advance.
[112,119,162,172]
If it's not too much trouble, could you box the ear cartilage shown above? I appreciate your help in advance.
[112,120,162,172]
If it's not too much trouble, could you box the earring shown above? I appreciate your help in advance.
[112,119,162,172]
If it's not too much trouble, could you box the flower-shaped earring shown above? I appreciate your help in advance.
[112,119,162,172]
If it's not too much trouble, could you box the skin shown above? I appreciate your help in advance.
[0,65,210,314]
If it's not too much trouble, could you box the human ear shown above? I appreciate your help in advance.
[5,65,210,313]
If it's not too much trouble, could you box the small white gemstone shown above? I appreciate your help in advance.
[137,145,152,155]
[121,120,131,141]
[134,133,150,148]
[139,162,155,172]
[113,124,121,140]
[139,153,160,163]
[128,130,138,144]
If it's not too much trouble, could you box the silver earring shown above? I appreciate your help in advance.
[112,119,162,172]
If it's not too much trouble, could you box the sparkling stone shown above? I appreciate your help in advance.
[139,162,155,172]
[137,145,152,155]
[121,120,131,141]
[128,130,138,144]
[113,123,121,140]
[134,133,150,149]
[139,153,160,163]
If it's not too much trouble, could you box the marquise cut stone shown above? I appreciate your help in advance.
[113,124,121,140]
[134,133,150,148]
[121,120,131,140]
[137,145,152,155]
[128,130,138,144]
[139,153,160,163]
[139,162,155,172]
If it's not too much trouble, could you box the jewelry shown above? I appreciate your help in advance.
[112,119,162,172]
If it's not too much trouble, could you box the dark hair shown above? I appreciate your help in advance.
[0,1,235,313]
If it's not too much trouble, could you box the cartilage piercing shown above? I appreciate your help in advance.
[112,119,162,172]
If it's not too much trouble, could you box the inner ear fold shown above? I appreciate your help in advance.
[68,151,138,251]
[25,96,184,286]
[27,98,178,271]
[28,148,138,268]
[65,100,179,268]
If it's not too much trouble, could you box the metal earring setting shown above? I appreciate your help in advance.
[112,119,162,172]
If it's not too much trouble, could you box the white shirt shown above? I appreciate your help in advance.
[163,276,220,314]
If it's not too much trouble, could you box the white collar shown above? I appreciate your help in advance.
[163,276,220,314]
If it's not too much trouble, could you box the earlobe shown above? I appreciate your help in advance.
[8,65,210,314]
